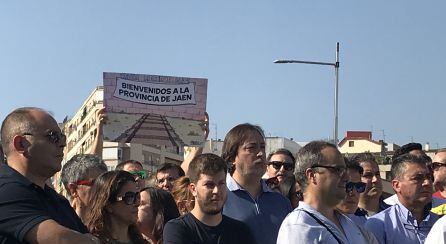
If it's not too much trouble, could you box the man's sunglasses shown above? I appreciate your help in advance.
[346,181,366,193]
[268,161,295,171]
[116,191,140,205]
[129,170,147,180]
[432,162,446,171]
[23,130,66,144]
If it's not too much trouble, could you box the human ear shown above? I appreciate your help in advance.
[12,135,28,153]
[391,179,400,193]
[189,183,197,197]
[305,168,317,184]
[67,183,78,198]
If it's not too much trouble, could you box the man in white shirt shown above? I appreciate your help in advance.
[277,141,378,244]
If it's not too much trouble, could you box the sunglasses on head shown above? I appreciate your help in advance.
[116,191,140,205]
[346,182,366,193]
[129,170,147,180]
[268,161,295,171]
[23,130,66,144]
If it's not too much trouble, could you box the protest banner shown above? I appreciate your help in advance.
[103,72,208,148]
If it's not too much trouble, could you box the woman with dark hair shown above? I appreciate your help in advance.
[137,187,180,244]
[86,170,147,244]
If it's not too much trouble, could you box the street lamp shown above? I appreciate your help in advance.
[274,42,340,145]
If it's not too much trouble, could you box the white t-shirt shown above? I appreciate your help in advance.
[425,214,446,244]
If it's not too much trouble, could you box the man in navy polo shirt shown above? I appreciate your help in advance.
[0,107,98,244]
[221,123,292,244]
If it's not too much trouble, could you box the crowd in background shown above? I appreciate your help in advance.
[1,107,446,243]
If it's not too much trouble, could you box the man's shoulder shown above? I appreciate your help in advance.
[281,207,323,226]
[368,204,395,220]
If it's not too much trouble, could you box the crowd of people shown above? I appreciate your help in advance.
[1,106,446,243]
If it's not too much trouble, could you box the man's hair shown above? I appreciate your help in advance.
[345,157,363,175]
[156,162,185,177]
[350,152,377,167]
[392,142,423,161]
[294,140,338,191]
[391,154,427,180]
[221,123,264,174]
[61,154,108,191]
[267,148,295,163]
[115,159,143,171]
[0,107,47,156]
[188,153,228,184]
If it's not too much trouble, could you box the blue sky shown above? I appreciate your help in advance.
[1,1,445,147]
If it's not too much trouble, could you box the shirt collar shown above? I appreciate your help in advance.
[0,163,34,187]
[226,173,274,193]
[396,201,434,223]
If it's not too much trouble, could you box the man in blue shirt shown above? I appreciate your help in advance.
[221,123,292,244]
[365,154,440,244]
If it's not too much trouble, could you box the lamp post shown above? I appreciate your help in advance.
[274,42,340,145]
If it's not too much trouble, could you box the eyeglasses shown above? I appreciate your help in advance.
[74,179,94,186]
[310,164,346,176]
[116,191,140,205]
[432,162,446,171]
[129,170,147,180]
[23,130,66,144]
[268,161,295,171]
[345,181,366,193]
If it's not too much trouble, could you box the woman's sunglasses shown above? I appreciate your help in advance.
[345,182,366,193]
[116,191,140,205]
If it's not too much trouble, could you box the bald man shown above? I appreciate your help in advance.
[0,107,97,244]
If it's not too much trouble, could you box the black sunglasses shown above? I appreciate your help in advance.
[116,191,140,205]
[23,130,66,144]
[432,162,446,171]
[311,164,346,176]
[268,161,295,171]
[345,182,366,193]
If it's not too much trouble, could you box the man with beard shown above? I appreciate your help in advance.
[365,154,440,244]
[163,153,255,244]
[221,123,292,244]
[277,141,378,244]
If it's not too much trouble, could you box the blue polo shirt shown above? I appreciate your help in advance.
[223,174,292,244]
[365,202,440,244]
[0,163,88,243]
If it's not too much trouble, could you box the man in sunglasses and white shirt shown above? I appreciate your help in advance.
[277,141,378,244]
[0,107,98,243]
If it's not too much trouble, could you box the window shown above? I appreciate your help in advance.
[349,141,354,147]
